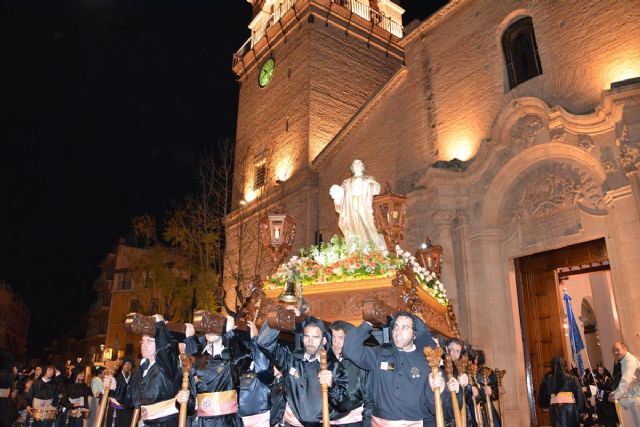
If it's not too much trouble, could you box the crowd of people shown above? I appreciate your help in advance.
[0,309,511,427]
[0,351,114,427]
[538,342,640,427]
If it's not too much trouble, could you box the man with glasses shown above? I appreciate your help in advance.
[343,311,448,426]
[130,314,181,427]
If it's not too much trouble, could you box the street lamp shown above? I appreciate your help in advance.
[372,184,407,250]
[260,207,296,264]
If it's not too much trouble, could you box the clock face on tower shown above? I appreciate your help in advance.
[258,57,275,88]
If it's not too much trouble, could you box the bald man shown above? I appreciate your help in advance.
[610,342,640,424]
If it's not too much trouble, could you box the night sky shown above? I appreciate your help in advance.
[0,0,446,358]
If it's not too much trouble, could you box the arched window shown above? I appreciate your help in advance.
[502,17,542,90]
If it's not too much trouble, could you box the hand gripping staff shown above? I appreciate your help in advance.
[177,353,192,427]
[319,349,330,427]
[454,354,469,427]
[481,367,495,427]
[468,364,483,427]
[424,346,445,427]
[94,360,122,427]
[444,354,463,427]
[494,368,506,423]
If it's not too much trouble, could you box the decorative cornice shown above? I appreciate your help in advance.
[311,66,408,169]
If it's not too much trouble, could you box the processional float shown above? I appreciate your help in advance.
[239,159,507,427]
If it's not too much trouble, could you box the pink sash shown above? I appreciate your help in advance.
[371,415,423,427]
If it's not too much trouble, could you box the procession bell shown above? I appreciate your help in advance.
[278,280,300,303]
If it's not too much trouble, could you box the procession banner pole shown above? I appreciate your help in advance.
[424,347,445,427]
[615,400,624,427]
[319,349,330,427]
[444,354,463,427]
[481,367,495,427]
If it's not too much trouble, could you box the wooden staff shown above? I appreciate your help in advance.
[444,354,463,427]
[424,347,445,427]
[129,409,140,427]
[178,353,192,427]
[481,367,495,427]
[454,354,469,427]
[319,349,330,427]
[494,368,506,423]
[93,361,121,427]
[468,364,483,427]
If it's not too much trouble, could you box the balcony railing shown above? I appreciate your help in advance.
[233,0,403,66]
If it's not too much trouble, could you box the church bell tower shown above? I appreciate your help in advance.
[232,0,405,213]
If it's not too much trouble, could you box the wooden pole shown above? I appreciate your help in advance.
[494,368,506,424]
[94,361,121,427]
[319,349,330,427]
[468,364,483,427]
[424,347,445,427]
[481,367,495,427]
[178,354,192,427]
[444,354,463,427]
[454,354,469,427]
[129,409,139,427]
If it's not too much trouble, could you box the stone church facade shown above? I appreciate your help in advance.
[225,0,640,424]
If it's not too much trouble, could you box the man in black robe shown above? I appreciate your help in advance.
[239,320,275,427]
[329,320,372,427]
[104,357,135,427]
[130,314,182,427]
[61,367,91,427]
[258,311,349,426]
[342,311,448,426]
[177,315,245,427]
[0,349,18,427]
[539,356,586,427]
[27,365,60,427]
[470,350,502,427]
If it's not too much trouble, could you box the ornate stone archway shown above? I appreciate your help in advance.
[410,87,640,425]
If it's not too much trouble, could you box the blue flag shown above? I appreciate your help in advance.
[563,290,585,374]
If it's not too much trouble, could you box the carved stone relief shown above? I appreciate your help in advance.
[601,158,618,174]
[510,115,546,147]
[577,134,595,152]
[502,162,604,224]
[550,127,566,143]
[618,124,640,173]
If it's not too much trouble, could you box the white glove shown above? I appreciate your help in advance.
[103,375,116,391]
[176,390,189,404]
[459,373,469,387]
[429,372,445,391]
[448,378,460,394]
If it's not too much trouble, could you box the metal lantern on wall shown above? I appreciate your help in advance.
[415,237,443,277]
[260,208,296,264]
[372,184,407,250]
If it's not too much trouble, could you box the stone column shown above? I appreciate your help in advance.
[452,209,472,338]
[467,228,530,426]
[604,185,640,353]
[431,209,457,320]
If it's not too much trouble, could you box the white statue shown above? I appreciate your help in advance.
[330,159,388,254]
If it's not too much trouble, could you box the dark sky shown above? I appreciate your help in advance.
[0,0,446,358]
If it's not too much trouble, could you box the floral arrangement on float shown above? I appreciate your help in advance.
[264,235,448,306]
